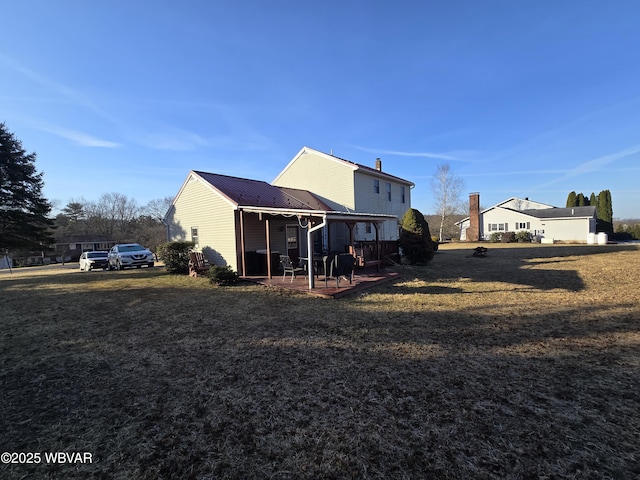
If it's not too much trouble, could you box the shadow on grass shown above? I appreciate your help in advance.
[391,243,640,293]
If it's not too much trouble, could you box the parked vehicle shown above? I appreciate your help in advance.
[79,251,110,271]
[108,244,154,270]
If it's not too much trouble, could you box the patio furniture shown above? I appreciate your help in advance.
[325,253,356,288]
[472,246,488,257]
[280,255,306,282]
[350,243,382,271]
[189,252,210,277]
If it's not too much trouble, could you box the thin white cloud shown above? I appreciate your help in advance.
[352,145,459,161]
[41,125,120,148]
[534,146,640,189]
[0,51,119,124]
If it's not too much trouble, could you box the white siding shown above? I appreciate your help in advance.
[540,218,593,242]
[166,175,239,270]
[498,198,553,210]
[353,171,409,241]
[482,208,544,239]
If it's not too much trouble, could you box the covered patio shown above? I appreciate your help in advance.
[237,207,399,292]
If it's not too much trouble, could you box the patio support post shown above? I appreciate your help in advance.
[346,221,356,256]
[239,209,246,277]
[265,218,272,279]
[308,215,327,289]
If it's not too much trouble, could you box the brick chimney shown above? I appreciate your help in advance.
[375,158,382,171]
[466,192,481,242]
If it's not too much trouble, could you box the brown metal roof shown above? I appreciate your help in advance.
[194,171,332,211]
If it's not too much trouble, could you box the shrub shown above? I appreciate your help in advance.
[207,265,239,285]
[501,231,516,243]
[156,241,195,274]
[489,232,502,243]
[431,236,440,251]
[515,230,532,243]
[399,208,434,265]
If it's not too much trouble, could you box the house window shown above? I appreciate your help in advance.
[373,179,379,194]
[516,222,530,229]
[365,223,372,234]
[401,186,406,204]
[191,227,199,247]
[386,182,391,201]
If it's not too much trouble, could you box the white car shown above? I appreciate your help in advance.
[79,251,109,271]
[108,244,154,270]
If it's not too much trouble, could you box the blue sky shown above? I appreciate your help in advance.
[2,1,640,219]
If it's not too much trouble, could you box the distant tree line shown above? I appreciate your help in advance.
[614,222,640,240]
[54,195,173,252]
[566,190,613,233]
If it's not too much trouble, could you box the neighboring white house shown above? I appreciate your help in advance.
[164,147,412,280]
[457,195,597,242]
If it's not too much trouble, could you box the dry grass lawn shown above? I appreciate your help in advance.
[1,243,639,479]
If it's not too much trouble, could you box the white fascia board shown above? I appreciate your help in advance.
[240,206,396,222]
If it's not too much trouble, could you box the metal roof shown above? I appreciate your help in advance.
[194,171,333,210]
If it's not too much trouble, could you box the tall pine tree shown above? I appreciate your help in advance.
[596,189,613,233]
[576,193,587,206]
[0,123,53,251]
[566,191,577,207]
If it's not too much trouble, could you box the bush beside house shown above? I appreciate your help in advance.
[157,241,195,274]
[399,208,435,265]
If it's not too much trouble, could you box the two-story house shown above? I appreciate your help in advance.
[272,147,413,248]
[164,147,413,280]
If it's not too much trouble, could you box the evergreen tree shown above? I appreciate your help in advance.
[0,123,53,251]
[566,191,577,207]
[596,189,613,233]
[589,192,597,207]
[576,193,587,206]
[399,208,434,265]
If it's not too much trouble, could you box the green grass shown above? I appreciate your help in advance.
[1,243,639,479]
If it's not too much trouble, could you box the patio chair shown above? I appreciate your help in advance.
[189,252,210,278]
[325,253,356,288]
[280,255,306,282]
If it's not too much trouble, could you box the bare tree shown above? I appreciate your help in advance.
[84,193,140,240]
[431,164,465,242]
[143,196,174,222]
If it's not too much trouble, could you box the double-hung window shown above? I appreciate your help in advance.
[191,227,199,247]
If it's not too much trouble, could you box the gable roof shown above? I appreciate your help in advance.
[193,171,332,210]
[274,146,414,187]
